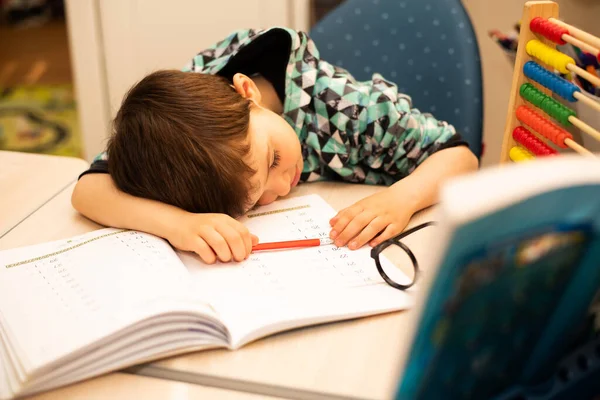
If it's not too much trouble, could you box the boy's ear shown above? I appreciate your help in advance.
[232,73,262,105]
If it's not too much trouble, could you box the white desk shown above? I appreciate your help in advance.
[1,181,438,400]
[144,182,438,400]
[0,151,88,238]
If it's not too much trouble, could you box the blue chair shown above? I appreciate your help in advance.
[310,0,484,159]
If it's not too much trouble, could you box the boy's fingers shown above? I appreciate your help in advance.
[227,220,255,258]
[193,237,217,264]
[245,235,259,258]
[330,206,363,239]
[330,207,349,226]
[334,211,376,247]
[201,228,233,263]
[244,235,252,258]
[349,217,388,250]
[235,226,252,258]
[215,224,246,262]
[329,213,340,226]
[369,224,401,247]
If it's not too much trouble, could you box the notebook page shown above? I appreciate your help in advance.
[181,195,385,294]
[0,317,25,397]
[179,194,415,346]
[0,229,195,373]
[0,332,13,400]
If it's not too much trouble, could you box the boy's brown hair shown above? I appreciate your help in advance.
[107,70,256,217]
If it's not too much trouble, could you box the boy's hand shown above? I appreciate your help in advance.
[168,212,258,264]
[329,187,413,250]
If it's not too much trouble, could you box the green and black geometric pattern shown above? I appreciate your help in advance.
[186,27,464,186]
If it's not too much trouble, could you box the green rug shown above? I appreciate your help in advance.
[0,84,82,157]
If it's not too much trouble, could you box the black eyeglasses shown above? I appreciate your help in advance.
[370,221,437,290]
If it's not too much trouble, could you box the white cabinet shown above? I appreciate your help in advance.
[65,0,309,160]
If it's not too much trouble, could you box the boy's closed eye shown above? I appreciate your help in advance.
[270,150,281,169]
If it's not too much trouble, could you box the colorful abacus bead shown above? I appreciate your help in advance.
[515,105,573,148]
[509,146,535,162]
[526,40,574,74]
[523,61,580,102]
[530,17,569,45]
[519,83,576,126]
[512,126,557,156]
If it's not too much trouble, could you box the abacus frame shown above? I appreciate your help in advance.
[500,0,598,163]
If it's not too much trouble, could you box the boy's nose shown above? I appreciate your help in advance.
[274,173,292,196]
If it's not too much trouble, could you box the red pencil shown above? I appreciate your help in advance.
[251,238,333,252]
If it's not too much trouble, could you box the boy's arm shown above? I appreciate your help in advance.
[72,174,258,263]
[388,145,479,218]
[329,145,478,249]
[72,174,184,240]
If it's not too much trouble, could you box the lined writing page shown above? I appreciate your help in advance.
[0,229,193,372]
[181,195,386,294]
[179,194,415,346]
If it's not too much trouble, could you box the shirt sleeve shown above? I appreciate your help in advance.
[312,67,470,185]
[364,85,469,182]
[78,152,108,179]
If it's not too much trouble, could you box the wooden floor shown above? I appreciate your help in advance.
[0,19,73,87]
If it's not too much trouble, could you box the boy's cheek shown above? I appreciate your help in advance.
[257,193,278,206]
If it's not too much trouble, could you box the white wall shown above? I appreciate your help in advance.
[98,0,310,118]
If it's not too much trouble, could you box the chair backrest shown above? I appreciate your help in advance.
[310,0,484,158]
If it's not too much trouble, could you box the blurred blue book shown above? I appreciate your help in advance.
[393,156,600,400]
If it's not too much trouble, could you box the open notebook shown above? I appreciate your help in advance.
[0,194,414,399]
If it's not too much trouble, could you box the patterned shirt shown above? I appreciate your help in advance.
[82,27,466,185]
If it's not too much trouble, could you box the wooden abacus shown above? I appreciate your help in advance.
[501,1,600,163]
